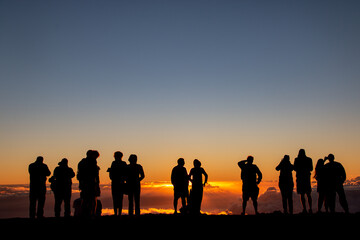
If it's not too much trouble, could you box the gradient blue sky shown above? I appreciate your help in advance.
[1,0,360,183]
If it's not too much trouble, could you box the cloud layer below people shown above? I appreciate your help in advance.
[1,179,359,218]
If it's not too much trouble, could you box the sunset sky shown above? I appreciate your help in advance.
[1,0,360,185]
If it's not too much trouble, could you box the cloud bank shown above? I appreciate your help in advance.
[1,178,359,218]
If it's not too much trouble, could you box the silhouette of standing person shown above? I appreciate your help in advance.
[189,159,208,215]
[171,158,189,214]
[294,149,313,214]
[314,158,328,213]
[49,158,75,217]
[77,150,100,217]
[323,154,349,214]
[107,151,128,216]
[238,156,262,215]
[127,154,144,216]
[28,156,51,218]
[276,155,294,214]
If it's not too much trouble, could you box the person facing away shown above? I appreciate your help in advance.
[238,156,262,215]
[28,156,51,218]
[171,158,189,214]
[49,158,75,217]
[189,159,208,215]
[107,151,128,216]
[127,154,145,216]
[276,155,294,214]
[77,150,100,217]
[294,149,313,214]
[323,154,349,214]
[314,158,328,213]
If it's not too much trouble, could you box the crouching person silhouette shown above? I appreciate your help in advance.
[238,156,262,215]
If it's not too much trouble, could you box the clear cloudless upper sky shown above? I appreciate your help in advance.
[1,0,360,184]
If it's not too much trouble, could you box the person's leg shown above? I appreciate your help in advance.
[337,186,349,213]
[128,192,134,216]
[306,192,312,213]
[300,193,307,213]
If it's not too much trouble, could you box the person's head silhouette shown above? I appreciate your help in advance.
[114,151,123,161]
[247,156,254,164]
[298,149,306,158]
[129,154,137,165]
[178,158,185,166]
[58,158,68,166]
[328,154,335,162]
[193,159,201,168]
[35,156,44,164]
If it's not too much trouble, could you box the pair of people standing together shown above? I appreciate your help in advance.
[171,158,208,215]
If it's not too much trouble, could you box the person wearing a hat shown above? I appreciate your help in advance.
[50,158,75,217]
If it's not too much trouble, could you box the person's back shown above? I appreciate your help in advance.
[109,159,127,184]
[294,156,313,178]
[239,161,262,188]
[276,155,294,190]
[324,161,346,188]
[28,156,51,218]
[54,161,75,189]
[171,165,188,189]
[29,158,51,188]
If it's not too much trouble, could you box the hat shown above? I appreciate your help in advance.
[58,158,68,166]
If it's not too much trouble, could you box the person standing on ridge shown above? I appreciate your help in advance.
[294,149,313,214]
[171,158,189,214]
[29,156,51,218]
[238,156,262,215]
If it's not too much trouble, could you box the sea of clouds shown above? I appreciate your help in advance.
[1,177,359,218]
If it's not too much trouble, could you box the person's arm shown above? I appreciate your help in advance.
[202,168,208,186]
[238,160,247,169]
[256,167,262,184]
[139,165,145,182]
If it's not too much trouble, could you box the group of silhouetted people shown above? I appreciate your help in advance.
[28,148,349,218]
[276,149,349,215]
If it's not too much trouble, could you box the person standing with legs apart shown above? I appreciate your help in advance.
[127,154,145,216]
[238,156,262,215]
[29,156,51,219]
[294,149,313,214]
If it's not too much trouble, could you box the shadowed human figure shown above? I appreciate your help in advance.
[324,154,349,214]
[127,154,145,216]
[108,151,128,216]
[238,156,262,215]
[77,150,100,217]
[189,159,208,215]
[171,158,189,214]
[294,149,313,214]
[276,155,294,214]
[314,158,328,213]
[29,156,51,218]
[49,158,75,217]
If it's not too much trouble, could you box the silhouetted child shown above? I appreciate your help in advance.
[49,158,75,217]
[189,159,208,215]
[171,158,189,214]
[314,158,327,213]
[28,156,51,218]
[108,151,128,216]
[127,154,145,216]
[294,149,313,214]
[323,154,349,214]
[238,156,262,215]
[276,155,294,214]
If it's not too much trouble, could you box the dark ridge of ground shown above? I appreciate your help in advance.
[1,213,359,238]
